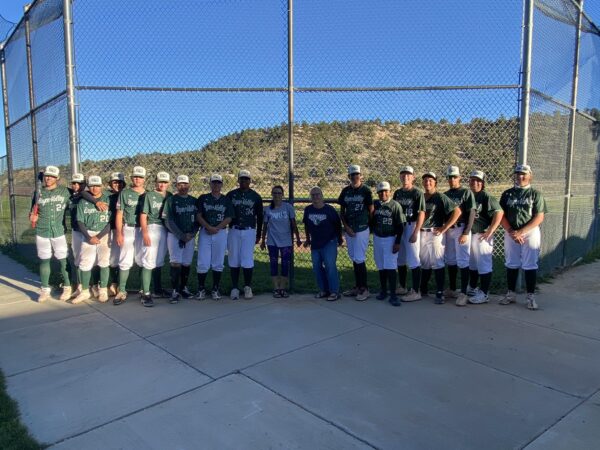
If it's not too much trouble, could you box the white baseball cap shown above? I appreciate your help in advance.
[44,165,60,178]
[210,174,223,183]
[238,169,251,179]
[176,175,189,184]
[422,171,437,180]
[376,181,391,192]
[348,164,361,175]
[470,170,485,181]
[156,171,170,182]
[446,165,460,177]
[132,166,146,178]
[110,172,125,182]
[88,175,102,187]
[399,166,414,174]
[70,173,85,183]
[514,164,532,174]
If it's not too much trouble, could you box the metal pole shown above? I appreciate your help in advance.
[287,0,295,292]
[63,0,79,174]
[562,0,584,266]
[1,45,18,242]
[25,15,40,185]
[518,0,534,165]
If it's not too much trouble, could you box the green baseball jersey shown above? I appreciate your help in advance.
[372,199,406,239]
[77,192,111,232]
[472,190,502,234]
[109,192,119,230]
[35,185,70,238]
[162,194,198,234]
[500,185,547,230]
[338,184,373,232]
[226,188,263,228]
[197,193,234,228]
[142,191,171,225]
[392,187,426,223]
[422,192,456,229]
[444,187,476,223]
[117,188,146,227]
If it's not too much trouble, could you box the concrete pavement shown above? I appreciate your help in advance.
[0,252,599,449]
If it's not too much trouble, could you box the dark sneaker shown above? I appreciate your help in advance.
[327,293,340,302]
[434,292,445,305]
[141,294,154,308]
[389,295,401,307]
[376,291,388,301]
[181,287,192,299]
[170,290,180,304]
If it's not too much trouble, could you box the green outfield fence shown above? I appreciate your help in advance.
[1,0,599,294]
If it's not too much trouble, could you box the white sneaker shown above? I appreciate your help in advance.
[212,289,221,301]
[527,293,538,310]
[443,289,458,299]
[38,287,52,303]
[230,288,240,300]
[59,286,72,301]
[195,289,206,301]
[355,288,370,302]
[466,286,479,297]
[70,284,82,300]
[98,287,109,303]
[243,286,253,299]
[108,283,118,297]
[395,286,408,295]
[91,284,100,299]
[401,289,422,302]
[499,290,516,305]
[469,290,489,304]
[455,293,468,307]
[72,289,91,304]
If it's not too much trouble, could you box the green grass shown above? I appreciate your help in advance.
[0,371,42,450]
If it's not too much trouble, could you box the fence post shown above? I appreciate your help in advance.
[63,0,79,174]
[25,11,40,186]
[562,0,584,266]
[518,0,534,165]
[287,0,295,291]
[0,45,18,243]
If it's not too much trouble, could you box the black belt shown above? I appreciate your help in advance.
[232,225,255,230]
[420,228,434,232]
[449,222,464,229]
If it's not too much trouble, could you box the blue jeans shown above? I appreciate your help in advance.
[311,239,339,294]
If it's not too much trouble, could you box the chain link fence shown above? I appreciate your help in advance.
[1,0,599,294]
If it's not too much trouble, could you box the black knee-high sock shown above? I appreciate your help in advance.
[197,272,207,291]
[387,269,397,294]
[378,270,387,294]
[469,270,479,289]
[212,270,222,291]
[420,269,432,295]
[447,265,458,291]
[397,266,408,288]
[357,262,368,289]
[460,267,470,294]
[480,273,492,294]
[352,262,359,288]
[230,267,240,289]
[180,266,190,291]
[434,268,445,294]
[110,266,119,285]
[243,268,253,286]
[152,267,162,293]
[91,266,100,285]
[170,266,181,292]
[524,269,537,294]
[507,268,519,292]
[411,267,421,292]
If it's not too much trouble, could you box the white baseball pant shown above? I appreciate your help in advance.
[504,226,541,270]
[109,229,121,268]
[197,228,228,273]
[469,234,494,274]
[420,230,445,270]
[118,225,143,270]
[345,228,370,264]
[167,233,195,266]
[397,221,420,269]
[444,224,471,268]
[142,224,168,270]
[373,235,398,270]
[79,232,110,272]
[227,227,256,268]
[36,235,68,260]
[71,230,83,266]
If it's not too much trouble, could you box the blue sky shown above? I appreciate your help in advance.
[1,0,599,163]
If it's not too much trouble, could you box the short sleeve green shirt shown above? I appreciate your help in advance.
[444,187,476,223]
[162,194,198,234]
[226,188,263,228]
[372,199,406,238]
[77,192,111,232]
[197,194,235,228]
[142,191,171,225]
[338,184,373,233]
[392,187,426,223]
[118,188,146,227]
[472,190,502,234]
[35,185,71,238]
[500,185,547,230]
[422,192,456,229]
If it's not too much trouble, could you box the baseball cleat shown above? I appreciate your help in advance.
[38,287,52,303]
[59,286,72,302]
[499,291,516,305]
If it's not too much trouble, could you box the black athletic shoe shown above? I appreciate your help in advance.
[376,291,388,301]
[170,290,180,304]
[181,287,192,299]
[434,292,445,305]
[141,294,154,308]
[389,295,401,307]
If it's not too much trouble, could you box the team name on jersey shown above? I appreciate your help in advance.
[151,200,163,210]
[175,204,196,214]
[232,198,255,208]
[344,194,364,203]
[82,205,101,215]
[396,197,413,207]
[39,195,67,205]
[203,203,226,213]
[307,213,327,226]
[374,208,393,218]
[506,196,533,207]
[124,198,138,207]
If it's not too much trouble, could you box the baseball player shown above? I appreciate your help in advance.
[113,166,147,305]
[464,170,504,305]
[226,169,263,300]
[29,166,72,302]
[163,175,198,303]
[393,165,426,302]
[196,174,234,301]
[338,164,374,301]
[372,182,406,307]
[139,171,172,307]
[420,172,461,304]
[499,164,547,310]
[67,173,86,299]
[72,176,111,304]
[443,166,476,306]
